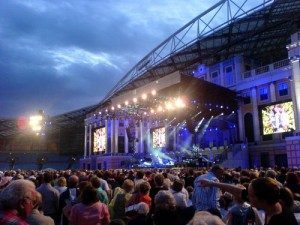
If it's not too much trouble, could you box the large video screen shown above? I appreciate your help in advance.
[152,127,166,148]
[93,127,106,153]
[261,101,295,135]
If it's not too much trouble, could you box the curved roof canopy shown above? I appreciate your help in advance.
[103,0,300,102]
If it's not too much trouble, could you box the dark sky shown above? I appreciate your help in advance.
[0,0,258,118]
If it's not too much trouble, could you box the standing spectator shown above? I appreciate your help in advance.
[170,179,188,209]
[70,186,110,225]
[192,165,224,211]
[27,192,55,225]
[36,172,59,224]
[54,177,67,195]
[0,179,36,225]
[90,176,109,204]
[109,179,134,220]
[127,182,152,209]
[58,175,79,225]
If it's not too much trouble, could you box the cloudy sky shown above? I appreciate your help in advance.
[0,0,260,118]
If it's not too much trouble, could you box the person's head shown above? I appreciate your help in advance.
[0,179,36,218]
[90,176,101,189]
[32,191,42,210]
[286,172,299,186]
[136,170,144,179]
[154,174,164,187]
[172,179,183,192]
[187,211,225,225]
[57,177,67,187]
[122,179,134,193]
[154,190,176,211]
[68,175,79,188]
[248,177,293,210]
[80,185,99,205]
[266,169,277,179]
[136,202,149,215]
[43,172,53,183]
[139,181,151,195]
[211,165,224,179]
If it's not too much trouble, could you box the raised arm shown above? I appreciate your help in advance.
[199,179,245,198]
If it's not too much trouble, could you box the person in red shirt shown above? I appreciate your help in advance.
[127,181,152,209]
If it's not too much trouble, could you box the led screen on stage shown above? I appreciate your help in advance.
[93,127,106,153]
[152,127,166,148]
[261,101,295,135]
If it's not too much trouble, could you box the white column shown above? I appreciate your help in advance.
[139,120,144,153]
[124,120,129,154]
[105,119,108,153]
[84,125,87,158]
[270,82,276,102]
[237,107,244,142]
[146,121,151,153]
[110,119,114,154]
[251,87,261,142]
[291,59,300,131]
[114,119,119,153]
[135,122,139,153]
[88,124,92,156]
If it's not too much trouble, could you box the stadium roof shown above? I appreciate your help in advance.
[1,0,299,137]
[103,0,300,102]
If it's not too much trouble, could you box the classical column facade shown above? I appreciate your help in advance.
[88,124,92,156]
[114,119,119,153]
[84,125,87,158]
[251,87,261,142]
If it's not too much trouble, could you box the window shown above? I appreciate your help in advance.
[211,71,218,78]
[243,92,251,104]
[259,87,268,101]
[225,66,233,73]
[225,66,234,86]
[278,82,288,96]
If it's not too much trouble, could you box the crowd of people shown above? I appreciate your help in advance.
[0,165,299,225]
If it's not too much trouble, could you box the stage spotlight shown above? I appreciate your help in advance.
[133,97,137,103]
[150,109,155,114]
[117,104,121,108]
[29,115,43,132]
[151,89,156,96]
[157,106,163,112]
[165,101,174,111]
[105,109,108,112]
[175,97,186,108]
[232,111,235,114]
[111,106,115,111]
[125,101,129,106]
[142,93,147,100]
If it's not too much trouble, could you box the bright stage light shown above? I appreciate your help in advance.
[29,115,43,132]
[150,109,155,114]
[133,97,137,103]
[165,101,174,111]
[151,89,156,96]
[141,93,147,100]
[111,106,115,110]
[157,106,163,112]
[125,101,129,106]
[175,97,186,108]
[117,104,121,109]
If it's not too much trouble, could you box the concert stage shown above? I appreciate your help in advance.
[80,72,244,169]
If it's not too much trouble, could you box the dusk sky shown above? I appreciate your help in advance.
[0,0,259,118]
